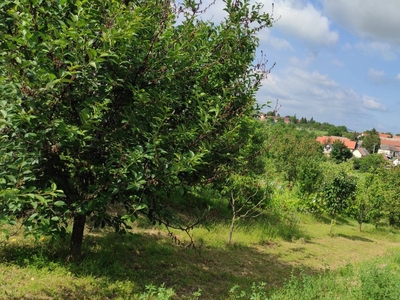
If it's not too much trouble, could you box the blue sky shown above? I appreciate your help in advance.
[257,0,400,133]
[203,0,400,133]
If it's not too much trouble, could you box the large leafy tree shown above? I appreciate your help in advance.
[0,0,273,259]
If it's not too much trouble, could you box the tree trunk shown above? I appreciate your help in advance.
[329,218,334,237]
[228,216,235,244]
[228,193,236,244]
[70,213,86,261]
[389,213,395,226]
[358,221,362,232]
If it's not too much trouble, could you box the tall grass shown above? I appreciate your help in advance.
[263,250,400,300]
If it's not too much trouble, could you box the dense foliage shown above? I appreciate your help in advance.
[362,128,380,154]
[0,0,273,258]
[266,123,324,188]
[330,140,353,163]
[353,154,386,172]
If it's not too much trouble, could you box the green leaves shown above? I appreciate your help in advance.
[330,140,353,163]
[53,201,66,207]
[1,0,273,247]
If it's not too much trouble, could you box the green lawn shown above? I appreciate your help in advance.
[1,214,400,299]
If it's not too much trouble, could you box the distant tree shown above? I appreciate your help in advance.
[297,158,323,196]
[289,114,297,124]
[267,123,324,188]
[343,131,359,141]
[327,126,343,137]
[330,140,353,163]
[363,128,381,154]
[380,168,400,226]
[321,171,357,236]
[353,154,386,173]
[352,167,400,228]
[266,111,276,116]
[347,174,375,232]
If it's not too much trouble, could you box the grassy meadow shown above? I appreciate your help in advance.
[1,210,400,299]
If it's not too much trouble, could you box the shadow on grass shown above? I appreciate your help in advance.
[335,216,352,226]
[313,214,331,224]
[311,214,353,227]
[0,229,316,299]
[337,233,374,243]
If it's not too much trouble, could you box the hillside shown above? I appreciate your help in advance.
[1,214,400,299]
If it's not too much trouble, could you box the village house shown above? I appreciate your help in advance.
[316,136,357,155]
[378,133,400,158]
[353,147,369,158]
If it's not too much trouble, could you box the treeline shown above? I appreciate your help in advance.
[265,111,353,136]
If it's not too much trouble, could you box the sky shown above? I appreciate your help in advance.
[201,0,400,133]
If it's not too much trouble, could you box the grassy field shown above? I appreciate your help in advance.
[296,127,328,137]
[1,213,400,299]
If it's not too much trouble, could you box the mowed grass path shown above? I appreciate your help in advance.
[1,214,400,299]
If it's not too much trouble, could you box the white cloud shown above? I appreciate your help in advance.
[259,30,295,52]
[368,68,386,84]
[269,0,339,46]
[324,0,400,46]
[288,53,316,68]
[396,74,400,82]
[362,96,387,111]
[257,66,387,131]
[355,42,398,61]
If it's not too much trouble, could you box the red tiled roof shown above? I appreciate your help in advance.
[316,136,357,150]
[379,132,391,138]
[380,139,400,147]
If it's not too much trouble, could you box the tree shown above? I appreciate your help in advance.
[353,154,386,173]
[362,128,380,154]
[0,0,273,259]
[330,140,353,163]
[221,118,273,244]
[379,168,400,226]
[297,158,323,196]
[327,126,343,137]
[225,173,271,244]
[318,162,357,236]
[347,174,375,232]
[289,114,297,124]
[267,123,324,188]
[343,131,359,141]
